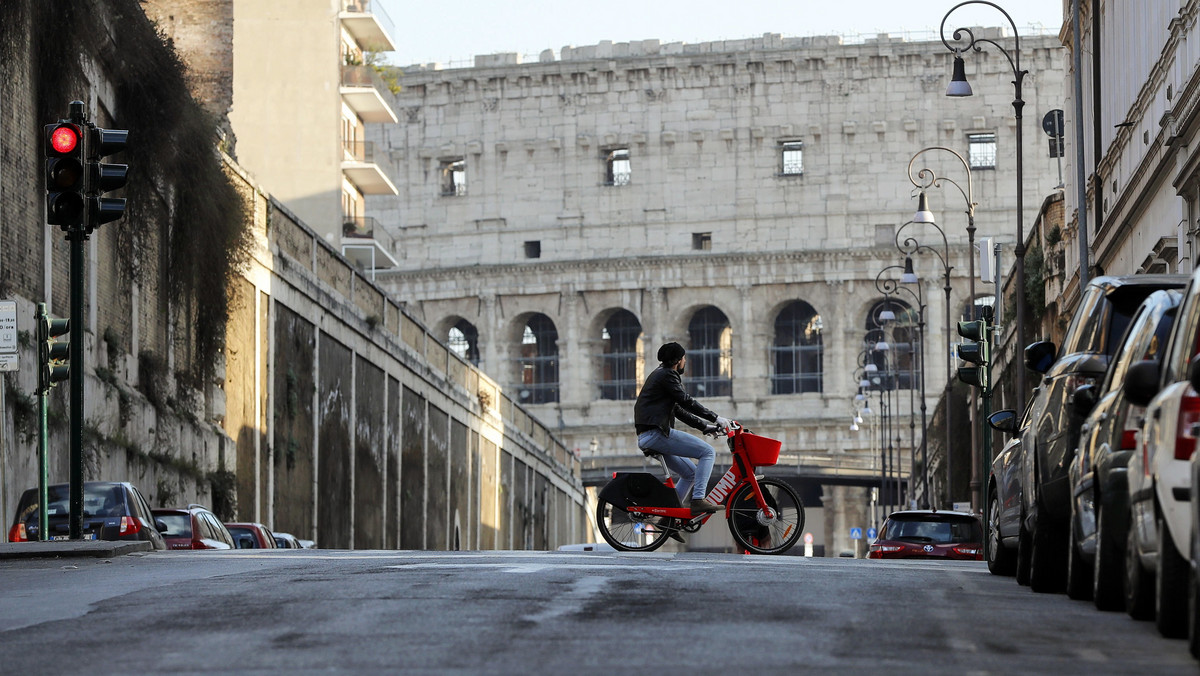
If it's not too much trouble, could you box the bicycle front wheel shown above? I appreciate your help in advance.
[727,478,804,554]
[596,498,675,552]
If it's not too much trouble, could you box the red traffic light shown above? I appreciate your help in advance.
[49,125,79,154]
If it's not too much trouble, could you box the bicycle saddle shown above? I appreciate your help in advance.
[639,447,661,459]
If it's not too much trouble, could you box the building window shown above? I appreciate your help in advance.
[447,318,480,366]
[516,314,558,404]
[604,147,631,186]
[865,299,917,390]
[598,310,642,401]
[524,241,541,259]
[968,133,997,169]
[692,233,712,251]
[780,140,804,175]
[771,301,823,394]
[440,158,466,196]
[685,306,732,398]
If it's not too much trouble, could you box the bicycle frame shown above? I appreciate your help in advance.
[624,426,777,525]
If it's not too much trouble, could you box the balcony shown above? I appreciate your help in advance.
[342,141,398,195]
[341,216,397,276]
[339,0,396,52]
[341,65,398,123]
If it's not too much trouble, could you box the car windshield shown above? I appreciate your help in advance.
[156,514,192,538]
[883,515,981,544]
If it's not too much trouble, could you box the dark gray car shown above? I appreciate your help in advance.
[1067,288,1181,606]
[1014,275,1185,593]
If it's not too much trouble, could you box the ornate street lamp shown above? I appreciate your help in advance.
[940,0,1028,406]
[876,264,929,508]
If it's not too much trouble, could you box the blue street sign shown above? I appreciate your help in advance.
[867,528,877,540]
[850,527,862,540]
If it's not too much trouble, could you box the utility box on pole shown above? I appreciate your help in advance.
[979,237,995,283]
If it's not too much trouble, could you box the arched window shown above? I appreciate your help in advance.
[447,318,480,366]
[598,310,642,401]
[866,299,917,390]
[517,314,558,404]
[771,301,823,394]
[686,306,732,398]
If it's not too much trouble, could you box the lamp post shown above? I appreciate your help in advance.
[940,0,1028,408]
[895,218,953,508]
[877,264,928,508]
[869,299,902,513]
[905,145,977,509]
[857,348,888,518]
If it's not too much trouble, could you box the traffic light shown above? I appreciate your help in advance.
[86,125,128,229]
[956,313,992,392]
[44,122,86,228]
[37,313,70,395]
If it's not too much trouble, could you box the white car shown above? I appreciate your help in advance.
[1125,266,1200,639]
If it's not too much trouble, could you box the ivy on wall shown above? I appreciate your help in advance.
[26,0,252,389]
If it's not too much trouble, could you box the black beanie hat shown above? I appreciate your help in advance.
[657,342,686,364]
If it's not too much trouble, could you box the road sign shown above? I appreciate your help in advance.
[0,300,16,353]
[803,533,813,545]
[867,528,877,540]
[850,527,863,540]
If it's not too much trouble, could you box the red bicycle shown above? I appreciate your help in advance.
[596,423,805,554]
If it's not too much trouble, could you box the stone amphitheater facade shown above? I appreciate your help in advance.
[368,30,1067,551]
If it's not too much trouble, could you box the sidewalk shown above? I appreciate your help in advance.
[0,540,154,560]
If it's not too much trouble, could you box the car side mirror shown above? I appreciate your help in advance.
[1024,341,1057,374]
[1072,384,1098,417]
[155,519,168,533]
[1123,360,1161,408]
[237,535,255,549]
[987,409,1019,435]
[1189,354,1200,393]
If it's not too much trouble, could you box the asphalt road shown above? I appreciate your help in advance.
[0,549,1194,674]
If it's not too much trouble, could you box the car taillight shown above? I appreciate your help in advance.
[1175,395,1200,460]
[191,539,208,550]
[8,523,27,542]
[952,546,982,558]
[118,516,143,536]
[870,544,904,553]
[1120,429,1139,451]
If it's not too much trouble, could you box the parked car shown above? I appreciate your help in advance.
[224,522,278,549]
[1015,274,1185,593]
[1067,289,1181,607]
[1124,269,1200,637]
[867,510,983,560]
[273,532,302,549]
[152,505,236,550]
[986,399,1035,580]
[7,481,166,550]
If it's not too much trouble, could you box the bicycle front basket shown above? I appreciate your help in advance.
[737,432,781,466]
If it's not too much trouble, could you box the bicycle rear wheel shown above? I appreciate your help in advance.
[727,478,804,554]
[596,498,676,552]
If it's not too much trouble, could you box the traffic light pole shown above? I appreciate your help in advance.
[67,228,85,540]
[36,303,49,541]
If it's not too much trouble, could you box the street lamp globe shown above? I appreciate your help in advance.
[946,55,973,96]
[912,191,937,224]
[900,256,919,284]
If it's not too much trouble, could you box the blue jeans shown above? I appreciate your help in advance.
[637,428,716,503]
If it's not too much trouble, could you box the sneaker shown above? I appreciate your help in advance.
[689,497,721,513]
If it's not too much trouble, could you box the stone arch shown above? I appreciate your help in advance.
[589,308,644,401]
[506,311,560,404]
[769,300,824,394]
[436,315,481,366]
[684,305,732,398]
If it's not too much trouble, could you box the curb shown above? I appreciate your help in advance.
[0,540,155,560]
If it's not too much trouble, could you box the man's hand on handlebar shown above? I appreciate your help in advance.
[715,416,734,433]
[703,424,723,438]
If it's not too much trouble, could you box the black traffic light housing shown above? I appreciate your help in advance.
[36,312,70,395]
[44,122,86,228]
[86,126,128,230]
[956,306,993,393]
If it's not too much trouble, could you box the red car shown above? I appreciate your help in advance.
[152,505,236,550]
[225,522,278,549]
[868,510,983,560]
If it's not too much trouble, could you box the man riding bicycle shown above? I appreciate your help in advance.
[633,342,733,515]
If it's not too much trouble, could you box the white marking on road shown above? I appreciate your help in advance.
[1073,648,1108,662]
[522,575,608,624]
[385,562,711,573]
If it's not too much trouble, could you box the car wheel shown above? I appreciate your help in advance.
[1157,515,1189,638]
[1029,513,1067,594]
[1066,504,1092,600]
[1016,510,1032,586]
[987,490,1016,576]
[1126,512,1155,620]
[1092,500,1125,611]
